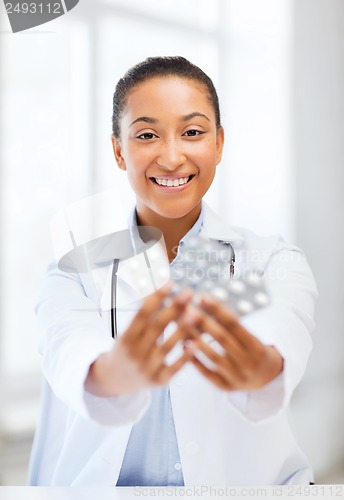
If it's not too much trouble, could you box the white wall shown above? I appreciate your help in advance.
[289,0,344,482]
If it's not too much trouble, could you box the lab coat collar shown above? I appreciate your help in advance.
[128,202,244,246]
[201,201,245,244]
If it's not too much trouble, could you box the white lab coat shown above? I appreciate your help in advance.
[28,202,318,486]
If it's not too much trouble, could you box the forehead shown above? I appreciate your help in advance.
[123,76,214,120]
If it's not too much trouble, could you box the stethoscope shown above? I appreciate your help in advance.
[110,240,235,339]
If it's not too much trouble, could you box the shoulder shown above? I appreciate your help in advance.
[201,202,292,261]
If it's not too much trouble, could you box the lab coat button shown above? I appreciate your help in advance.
[174,371,187,387]
[185,441,199,455]
[174,462,182,471]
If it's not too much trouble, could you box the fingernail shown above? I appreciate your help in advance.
[199,293,216,308]
[162,297,173,308]
[183,340,197,354]
[181,306,200,325]
[175,288,193,304]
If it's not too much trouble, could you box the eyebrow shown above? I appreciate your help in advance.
[129,116,157,127]
[181,112,210,122]
[129,112,210,128]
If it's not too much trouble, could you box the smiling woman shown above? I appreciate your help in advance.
[28,56,317,487]
[110,58,224,262]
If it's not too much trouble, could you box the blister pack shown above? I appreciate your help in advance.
[170,235,270,316]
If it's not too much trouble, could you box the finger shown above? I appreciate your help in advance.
[191,335,274,389]
[142,324,188,375]
[152,351,192,386]
[124,286,191,348]
[134,293,193,358]
[181,306,268,381]
[187,333,252,387]
[190,337,241,381]
[190,355,233,390]
[123,284,173,342]
[193,308,272,379]
[182,306,245,363]
[158,324,189,358]
[199,294,264,351]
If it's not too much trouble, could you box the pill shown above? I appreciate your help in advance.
[228,280,246,294]
[254,292,269,306]
[246,272,262,287]
[212,287,229,302]
[236,299,254,314]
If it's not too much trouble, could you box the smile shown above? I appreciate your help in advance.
[150,174,195,187]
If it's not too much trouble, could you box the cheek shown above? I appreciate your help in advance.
[194,140,218,168]
[125,147,150,176]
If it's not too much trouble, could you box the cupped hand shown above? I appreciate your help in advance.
[181,294,284,392]
[86,284,194,397]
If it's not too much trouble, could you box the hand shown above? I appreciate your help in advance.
[182,294,284,391]
[85,284,194,397]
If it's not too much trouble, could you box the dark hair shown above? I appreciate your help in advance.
[112,56,221,139]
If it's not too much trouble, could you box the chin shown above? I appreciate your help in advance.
[156,204,200,220]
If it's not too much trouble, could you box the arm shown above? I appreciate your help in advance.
[37,262,192,426]
[183,239,318,422]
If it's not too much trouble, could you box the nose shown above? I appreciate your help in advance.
[156,139,186,170]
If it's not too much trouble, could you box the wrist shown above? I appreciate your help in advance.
[85,351,120,397]
[267,346,284,382]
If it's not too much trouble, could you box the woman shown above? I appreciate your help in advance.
[28,56,317,486]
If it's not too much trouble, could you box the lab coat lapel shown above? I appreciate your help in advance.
[201,202,244,244]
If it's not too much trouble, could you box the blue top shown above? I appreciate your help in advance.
[116,207,204,486]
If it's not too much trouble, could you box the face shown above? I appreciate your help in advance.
[112,76,224,224]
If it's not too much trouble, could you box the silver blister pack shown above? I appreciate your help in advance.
[170,235,270,316]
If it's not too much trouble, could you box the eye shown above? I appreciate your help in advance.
[183,129,204,137]
[136,132,158,140]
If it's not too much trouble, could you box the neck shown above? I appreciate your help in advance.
[136,204,202,262]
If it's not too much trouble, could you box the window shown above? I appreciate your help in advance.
[0,0,292,484]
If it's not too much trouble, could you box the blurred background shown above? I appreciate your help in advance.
[0,0,343,485]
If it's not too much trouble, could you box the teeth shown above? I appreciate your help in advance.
[155,176,190,186]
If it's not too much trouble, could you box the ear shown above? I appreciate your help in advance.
[111,135,126,171]
[215,126,225,165]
